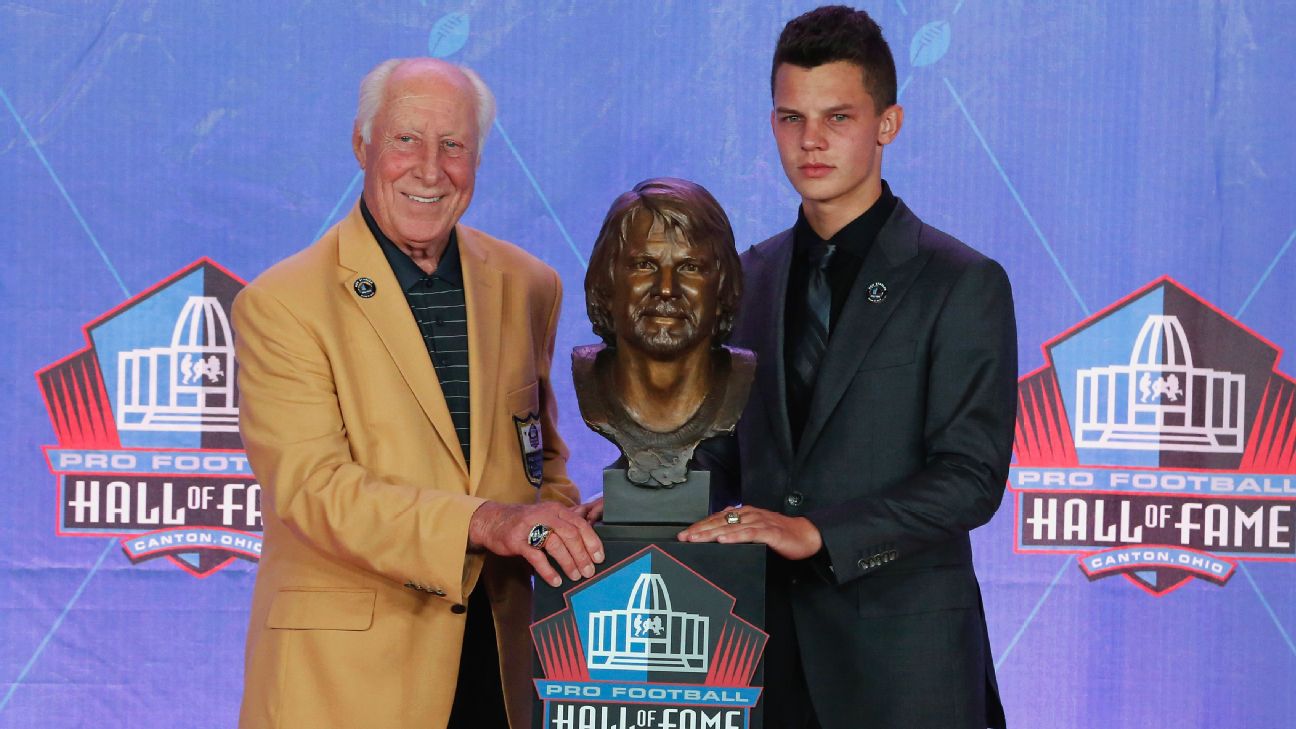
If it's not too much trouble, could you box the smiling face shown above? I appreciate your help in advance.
[771,60,902,230]
[353,61,479,254]
[611,215,721,359]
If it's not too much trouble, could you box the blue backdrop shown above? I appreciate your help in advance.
[3,2,1294,727]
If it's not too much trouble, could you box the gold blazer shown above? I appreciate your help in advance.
[234,205,576,729]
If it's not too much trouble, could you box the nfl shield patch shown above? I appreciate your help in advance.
[514,412,544,487]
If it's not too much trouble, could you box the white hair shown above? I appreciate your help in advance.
[355,58,496,158]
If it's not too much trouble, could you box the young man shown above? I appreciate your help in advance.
[681,7,1016,728]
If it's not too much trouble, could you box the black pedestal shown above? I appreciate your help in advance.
[601,469,712,525]
[530,529,768,729]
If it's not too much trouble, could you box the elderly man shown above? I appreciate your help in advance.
[234,58,602,729]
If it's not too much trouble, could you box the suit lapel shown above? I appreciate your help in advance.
[458,227,504,496]
[745,231,796,465]
[335,206,469,479]
[797,202,931,462]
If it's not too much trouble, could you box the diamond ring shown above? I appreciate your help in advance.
[725,511,742,525]
[527,523,553,550]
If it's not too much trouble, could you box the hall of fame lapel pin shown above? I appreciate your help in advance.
[353,277,377,298]
[866,281,887,303]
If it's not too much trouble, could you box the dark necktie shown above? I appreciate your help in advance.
[789,242,836,404]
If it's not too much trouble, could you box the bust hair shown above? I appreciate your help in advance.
[585,178,742,347]
[771,5,897,111]
[355,58,497,157]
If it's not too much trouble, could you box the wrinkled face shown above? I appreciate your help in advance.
[611,216,720,359]
[354,63,478,252]
[771,60,897,215]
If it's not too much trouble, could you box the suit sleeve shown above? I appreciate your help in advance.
[233,283,485,604]
[693,434,741,509]
[813,257,1018,584]
[536,267,579,506]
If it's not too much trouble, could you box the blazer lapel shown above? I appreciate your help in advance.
[457,227,504,496]
[744,231,796,465]
[797,201,931,462]
[335,205,469,479]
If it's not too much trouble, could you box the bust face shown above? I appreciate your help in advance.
[610,216,721,359]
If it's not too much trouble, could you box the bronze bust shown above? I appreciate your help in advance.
[574,178,755,488]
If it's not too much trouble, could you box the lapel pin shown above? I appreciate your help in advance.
[353,277,377,298]
[866,282,887,304]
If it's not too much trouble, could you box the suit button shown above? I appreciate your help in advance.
[785,492,803,508]
[432,588,447,597]
[857,558,868,570]
[450,603,467,614]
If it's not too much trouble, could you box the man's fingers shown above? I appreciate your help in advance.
[676,509,819,558]
[548,520,596,578]
[483,502,602,584]
[681,513,731,537]
[679,521,730,542]
[577,498,605,527]
[680,508,760,541]
[680,529,720,543]
[558,510,605,564]
[716,525,767,545]
[679,522,720,541]
[523,549,563,588]
[541,533,585,581]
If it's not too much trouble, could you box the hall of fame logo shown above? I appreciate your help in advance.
[1011,277,1295,595]
[532,545,766,729]
[37,259,261,577]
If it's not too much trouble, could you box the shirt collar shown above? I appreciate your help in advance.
[360,197,463,290]
[793,179,897,260]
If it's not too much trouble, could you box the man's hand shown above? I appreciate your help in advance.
[469,501,605,587]
[677,507,823,561]
[572,495,604,525]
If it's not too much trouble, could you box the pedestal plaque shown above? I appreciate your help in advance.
[532,538,766,729]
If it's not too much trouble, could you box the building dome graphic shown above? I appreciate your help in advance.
[587,572,709,673]
[1074,315,1244,453]
[116,296,239,432]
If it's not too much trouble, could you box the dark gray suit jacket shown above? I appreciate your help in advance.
[729,200,1015,729]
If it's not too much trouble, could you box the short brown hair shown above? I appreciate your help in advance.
[771,5,897,111]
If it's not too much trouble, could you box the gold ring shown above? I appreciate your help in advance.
[725,511,741,525]
[527,524,552,550]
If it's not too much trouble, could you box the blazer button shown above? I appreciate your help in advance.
[450,603,467,614]
[857,558,868,571]
[432,588,447,597]
[785,492,803,508]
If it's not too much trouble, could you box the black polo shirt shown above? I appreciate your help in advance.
[361,199,472,465]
